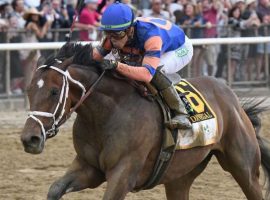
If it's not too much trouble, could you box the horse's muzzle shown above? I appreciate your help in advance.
[21,132,44,154]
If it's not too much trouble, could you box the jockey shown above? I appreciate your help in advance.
[92,2,193,129]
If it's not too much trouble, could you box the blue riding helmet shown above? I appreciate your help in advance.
[99,2,134,31]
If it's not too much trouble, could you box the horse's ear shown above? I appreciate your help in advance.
[59,56,74,71]
[37,56,46,67]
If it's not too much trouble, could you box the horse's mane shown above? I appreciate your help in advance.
[42,42,134,85]
[44,42,101,70]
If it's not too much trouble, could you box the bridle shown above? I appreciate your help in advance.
[27,0,101,141]
[27,60,105,142]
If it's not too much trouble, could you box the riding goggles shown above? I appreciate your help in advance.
[104,30,127,40]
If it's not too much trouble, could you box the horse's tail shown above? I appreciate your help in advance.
[242,97,270,198]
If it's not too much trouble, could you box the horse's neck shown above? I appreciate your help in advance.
[68,67,163,165]
[69,67,136,125]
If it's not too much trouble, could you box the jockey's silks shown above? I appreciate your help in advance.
[132,18,186,57]
[98,17,187,83]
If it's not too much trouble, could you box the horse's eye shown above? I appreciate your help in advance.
[50,88,59,96]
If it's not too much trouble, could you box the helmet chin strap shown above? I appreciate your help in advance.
[127,26,135,40]
[126,27,136,46]
[127,8,135,39]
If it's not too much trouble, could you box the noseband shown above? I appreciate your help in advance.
[27,60,105,141]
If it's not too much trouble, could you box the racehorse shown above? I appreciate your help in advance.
[21,42,270,200]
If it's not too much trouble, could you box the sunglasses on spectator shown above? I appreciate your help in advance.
[104,30,127,40]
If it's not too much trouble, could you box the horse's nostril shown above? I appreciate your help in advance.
[30,136,41,146]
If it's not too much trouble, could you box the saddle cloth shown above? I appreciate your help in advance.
[175,80,218,150]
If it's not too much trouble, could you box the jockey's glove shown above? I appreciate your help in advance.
[100,59,118,71]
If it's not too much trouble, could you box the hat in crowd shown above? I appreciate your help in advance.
[23,7,42,20]
[84,0,99,4]
[245,0,256,5]
[232,0,245,4]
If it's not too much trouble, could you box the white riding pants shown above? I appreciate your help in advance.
[159,36,193,74]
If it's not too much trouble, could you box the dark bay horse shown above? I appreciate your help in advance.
[21,43,270,200]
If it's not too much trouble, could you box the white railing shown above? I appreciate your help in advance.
[0,37,270,98]
[0,37,269,50]
[0,41,99,51]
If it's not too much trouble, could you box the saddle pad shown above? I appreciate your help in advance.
[175,80,218,150]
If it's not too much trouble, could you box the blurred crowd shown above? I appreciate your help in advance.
[0,0,270,94]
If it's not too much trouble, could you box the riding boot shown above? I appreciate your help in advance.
[151,70,192,129]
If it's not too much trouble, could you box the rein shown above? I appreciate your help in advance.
[57,70,106,127]
[28,62,105,142]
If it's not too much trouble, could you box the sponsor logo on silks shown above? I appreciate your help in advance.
[175,47,189,58]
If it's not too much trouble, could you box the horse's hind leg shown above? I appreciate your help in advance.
[47,156,105,200]
[215,127,263,199]
[164,154,212,200]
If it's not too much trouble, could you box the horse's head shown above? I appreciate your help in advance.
[21,43,96,154]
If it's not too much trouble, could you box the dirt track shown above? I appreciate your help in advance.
[0,110,269,200]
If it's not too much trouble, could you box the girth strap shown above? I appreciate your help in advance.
[133,95,178,191]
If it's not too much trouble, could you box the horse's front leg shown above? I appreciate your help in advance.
[47,156,105,200]
[102,156,144,200]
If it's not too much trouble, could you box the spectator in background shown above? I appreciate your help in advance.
[217,0,231,36]
[257,0,270,19]
[21,7,52,89]
[66,0,77,23]
[0,1,10,29]
[163,0,183,22]
[178,2,204,77]
[39,1,55,57]
[51,0,71,41]
[8,13,24,94]
[10,0,26,66]
[215,0,244,80]
[100,0,115,13]
[11,0,25,29]
[142,0,170,21]
[176,0,189,9]
[233,0,245,11]
[215,5,229,78]
[174,9,185,23]
[40,1,54,36]
[25,0,41,8]
[124,0,143,17]
[0,1,11,93]
[75,0,101,41]
[241,0,261,80]
[22,7,52,49]
[228,5,243,80]
[201,0,221,76]
[137,0,151,10]
[256,0,270,80]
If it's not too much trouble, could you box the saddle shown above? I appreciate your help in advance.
[133,73,186,191]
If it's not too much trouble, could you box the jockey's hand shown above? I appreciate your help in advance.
[100,59,118,71]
